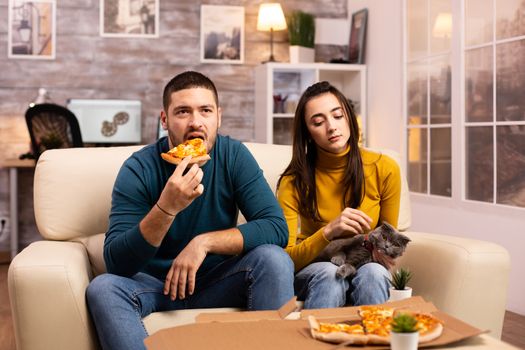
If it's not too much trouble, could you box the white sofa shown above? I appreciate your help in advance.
[8,142,510,350]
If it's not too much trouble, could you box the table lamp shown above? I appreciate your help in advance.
[257,3,287,62]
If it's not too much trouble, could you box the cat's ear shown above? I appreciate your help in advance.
[379,221,397,234]
[380,221,395,231]
[399,233,411,245]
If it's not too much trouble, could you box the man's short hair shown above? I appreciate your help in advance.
[163,71,219,112]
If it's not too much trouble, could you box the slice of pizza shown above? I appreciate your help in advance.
[358,305,395,320]
[308,316,369,345]
[358,305,394,343]
[161,138,211,166]
[411,312,444,343]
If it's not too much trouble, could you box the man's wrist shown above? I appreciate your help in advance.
[156,202,177,217]
[192,234,211,254]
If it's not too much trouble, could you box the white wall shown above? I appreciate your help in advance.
[347,0,525,315]
[347,0,404,156]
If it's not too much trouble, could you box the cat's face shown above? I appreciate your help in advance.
[368,222,411,258]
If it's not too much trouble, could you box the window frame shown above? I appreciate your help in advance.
[403,0,525,214]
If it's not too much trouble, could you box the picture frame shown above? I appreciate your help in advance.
[200,5,244,64]
[8,0,56,59]
[100,0,159,38]
[348,8,368,64]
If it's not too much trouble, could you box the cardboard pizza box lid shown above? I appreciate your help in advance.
[144,296,487,350]
[145,319,331,350]
[195,296,298,323]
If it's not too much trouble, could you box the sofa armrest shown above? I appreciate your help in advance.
[8,241,99,350]
[397,231,510,339]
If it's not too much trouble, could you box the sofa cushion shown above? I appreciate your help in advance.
[34,145,144,241]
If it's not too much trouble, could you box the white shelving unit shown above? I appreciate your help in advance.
[254,62,367,145]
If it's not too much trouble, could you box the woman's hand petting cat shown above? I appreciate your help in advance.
[322,208,372,241]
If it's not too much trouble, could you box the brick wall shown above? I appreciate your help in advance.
[0,0,347,251]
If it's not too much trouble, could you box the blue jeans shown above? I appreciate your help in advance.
[294,262,390,309]
[86,244,294,350]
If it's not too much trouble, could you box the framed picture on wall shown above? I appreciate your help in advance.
[200,5,244,64]
[348,8,368,64]
[8,0,56,59]
[100,0,159,38]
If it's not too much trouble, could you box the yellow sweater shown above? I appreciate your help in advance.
[277,146,401,271]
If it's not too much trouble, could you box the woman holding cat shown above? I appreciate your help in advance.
[277,81,402,309]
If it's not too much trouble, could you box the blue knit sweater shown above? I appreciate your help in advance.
[104,135,288,280]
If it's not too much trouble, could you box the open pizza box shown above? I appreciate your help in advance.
[144,296,487,350]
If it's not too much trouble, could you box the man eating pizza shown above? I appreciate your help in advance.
[86,71,294,350]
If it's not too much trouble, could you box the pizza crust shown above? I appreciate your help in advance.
[419,322,443,343]
[161,152,211,166]
[308,316,370,345]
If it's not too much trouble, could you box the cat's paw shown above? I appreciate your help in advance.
[336,264,356,279]
[331,256,345,266]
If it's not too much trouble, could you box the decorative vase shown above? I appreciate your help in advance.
[289,45,315,63]
[390,331,419,350]
[388,286,413,302]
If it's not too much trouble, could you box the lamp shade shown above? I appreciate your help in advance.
[257,3,287,32]
[433,12,452,38]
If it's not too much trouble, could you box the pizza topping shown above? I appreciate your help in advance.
[161,138,211,166]
[318,322,365,335]
[359,306,394,337]
[414,313,442,334]
[167,138,207,159]
[309,305,443,345]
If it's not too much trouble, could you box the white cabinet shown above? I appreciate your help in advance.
[254,62,367,145]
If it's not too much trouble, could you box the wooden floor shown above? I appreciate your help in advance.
[1,263,524,349]
[1,264,16,350]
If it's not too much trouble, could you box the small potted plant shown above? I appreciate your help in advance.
[390,312,419,350]
[388,267,413,301]
[287,10,315,63]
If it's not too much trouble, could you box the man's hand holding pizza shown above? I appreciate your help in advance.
[157,155,204,217]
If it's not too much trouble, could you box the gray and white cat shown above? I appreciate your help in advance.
[315,222,411,279]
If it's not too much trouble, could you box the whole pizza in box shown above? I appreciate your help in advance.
[308,305,443,345]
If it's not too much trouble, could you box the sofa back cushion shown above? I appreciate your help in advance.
[375,149,411,231]
[243,142,292,194]
[34,145,144,241]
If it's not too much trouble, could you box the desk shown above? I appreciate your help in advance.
[0,158,36,260]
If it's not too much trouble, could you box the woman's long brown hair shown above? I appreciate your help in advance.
[277,81,364,222]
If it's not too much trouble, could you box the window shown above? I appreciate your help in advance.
[464,0,525,208]
[405,0,525,209]
[406,0,452,197]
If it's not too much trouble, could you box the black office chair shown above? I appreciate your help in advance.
[25,103,83,159]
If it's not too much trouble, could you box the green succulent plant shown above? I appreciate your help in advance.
[389,267,412,290]
[391,313,419,333]
[287,11,315,48]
